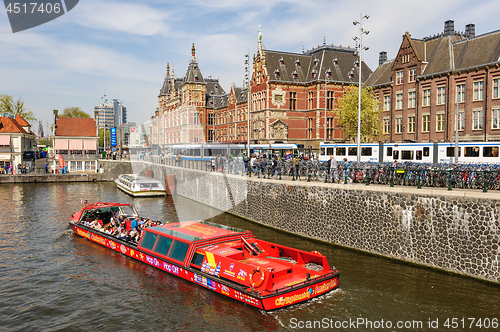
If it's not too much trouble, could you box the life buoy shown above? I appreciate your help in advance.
[249,266,265,288]
[311,250,322,255]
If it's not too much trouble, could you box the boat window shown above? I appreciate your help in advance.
[484,146,499,157]
[119,205,138,217]
[464,146,480,157]
[153,236,173,256]
[140,231,158,251]
[335,147,345,156]
[191,252,205,266]
[168,240,190,262]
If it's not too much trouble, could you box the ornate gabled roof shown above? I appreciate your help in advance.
[159,63,173,96]
[183,43,205,84]
[367,23,500,86]
[207,94,229,109]
[263,44,371,84]
[206,79,225,97]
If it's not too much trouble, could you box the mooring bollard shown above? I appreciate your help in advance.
[307,166,310,182]
[417,170,421,189]
[366,170,370,186]
[448,171,452,191]
[390,167,394,187]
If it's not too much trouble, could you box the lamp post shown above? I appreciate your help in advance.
[353,10,369,163]
[455,99,459,163]
[245,51,250,156]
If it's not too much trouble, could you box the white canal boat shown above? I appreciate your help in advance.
[115,174,166,197]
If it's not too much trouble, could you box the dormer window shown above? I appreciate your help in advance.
[194,76,199,81]
[326,69,332,77]
[311,70,318,78]
[354,60,359,68]
[279,57,284,65]
[292,71,298,79]
[295,59,300,66]
[215,85,218,89]
[348,70,354,80]
[210,91,214,96]
[333,58,338,66]
[314,59,319,66]
[274,69,280,78]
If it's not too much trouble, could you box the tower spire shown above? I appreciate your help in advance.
[166,62,170,77]
[191,43,196,62]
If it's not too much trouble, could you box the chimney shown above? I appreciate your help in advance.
[379,51,387,66]
[465,23,475,38]
[444,20,454,35]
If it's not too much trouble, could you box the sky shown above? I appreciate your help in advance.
[1,0,499,133]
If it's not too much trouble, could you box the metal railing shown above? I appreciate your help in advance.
[140,155,500,193]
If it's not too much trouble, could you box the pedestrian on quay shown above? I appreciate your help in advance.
[271,157,278,179]
[342,158,349,183]
[327,156,338,183]
[260,156,268,176]
[243,153,249,175]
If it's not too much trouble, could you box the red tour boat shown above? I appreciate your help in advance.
[69,202,340,311]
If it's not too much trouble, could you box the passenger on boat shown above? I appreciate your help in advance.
[118,229,127,240]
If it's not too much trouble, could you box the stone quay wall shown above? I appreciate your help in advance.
[101,160,500,283]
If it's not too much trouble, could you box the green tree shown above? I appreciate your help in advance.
[98,128,111,148]
[335,86,381,142]
[60,106,90,118]
[0,93,37,123]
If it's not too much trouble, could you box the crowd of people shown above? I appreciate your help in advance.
[1,163,29,174]
[81,212,162,244]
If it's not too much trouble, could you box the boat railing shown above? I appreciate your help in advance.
[270,270,338,294]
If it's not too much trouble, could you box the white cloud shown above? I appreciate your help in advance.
[73,0,170,35]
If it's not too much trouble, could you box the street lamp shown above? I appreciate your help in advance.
[353,10,369,163]
[324,68,333,141]
[245,51,250,157]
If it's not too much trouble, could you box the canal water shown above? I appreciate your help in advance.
[0,182,499,331]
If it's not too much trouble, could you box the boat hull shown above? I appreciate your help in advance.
[70,224,339,311]
[115,182,166,197]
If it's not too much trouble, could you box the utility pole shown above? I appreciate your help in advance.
[353,8,369,163]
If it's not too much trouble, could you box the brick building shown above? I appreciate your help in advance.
[367,20,500,143]
[152,37,372,150]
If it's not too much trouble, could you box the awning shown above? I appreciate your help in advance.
[69,140,82,150]
[0,154,11,161]
[0,135,10,146]
[54,139,68,150]
[84,139,96,150]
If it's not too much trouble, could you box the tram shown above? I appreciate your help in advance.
[319,141,500,164]
[168,143,307,161]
